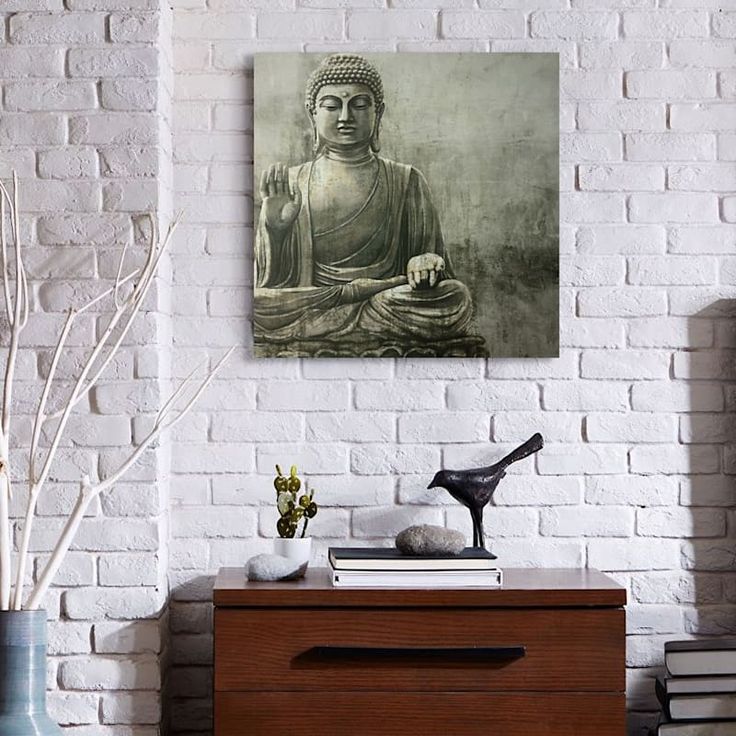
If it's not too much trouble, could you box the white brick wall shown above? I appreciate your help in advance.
[1,0,734,734]
[169,4,736,736]
[0,0,172,733]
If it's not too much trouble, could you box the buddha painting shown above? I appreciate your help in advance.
[253,53,559,358]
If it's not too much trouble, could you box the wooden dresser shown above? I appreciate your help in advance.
[213,567,626,735]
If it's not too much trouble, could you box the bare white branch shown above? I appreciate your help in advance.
[1,174,28,438]
[12,308,76,610]
[0,192,10,609]
[25,477,96,612]
[81,270,140,317]
[155,358,208,427]
[15,182,28,332]
[27,348,234,610]
[46,215,178,421]
[32,218,170,495]
[0,179,227,611]
[0,194,11,320]
[0,470,10,611]
[0,174,26,611]
[13,267,140,610]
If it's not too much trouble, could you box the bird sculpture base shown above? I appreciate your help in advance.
[470,545,497,560]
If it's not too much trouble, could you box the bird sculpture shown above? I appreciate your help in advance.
[427,433,544,556]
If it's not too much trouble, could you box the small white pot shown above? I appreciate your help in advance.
[274,536,312,567]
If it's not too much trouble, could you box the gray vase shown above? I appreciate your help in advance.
[0,609,62,735]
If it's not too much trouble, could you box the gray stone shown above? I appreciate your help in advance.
[246,553,307,582]
[395,525,466,556]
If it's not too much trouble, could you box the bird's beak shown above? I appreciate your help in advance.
[427,480,436,489]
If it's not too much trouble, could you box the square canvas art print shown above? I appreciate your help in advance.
[253,53,559,359]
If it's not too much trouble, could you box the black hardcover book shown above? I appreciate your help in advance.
[666,640,736,677]
[329,547,497,572]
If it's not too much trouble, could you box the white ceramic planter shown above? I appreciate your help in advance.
[273,536,312,568]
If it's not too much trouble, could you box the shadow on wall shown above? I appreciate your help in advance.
[161,575,216,735]
[48,616,165,730]
[626,299,736,735]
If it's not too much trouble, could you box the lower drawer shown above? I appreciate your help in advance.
[215,691,625,735]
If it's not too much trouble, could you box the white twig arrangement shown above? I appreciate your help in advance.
[0,174,233,611]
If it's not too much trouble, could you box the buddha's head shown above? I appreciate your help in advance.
[305,54,385,155]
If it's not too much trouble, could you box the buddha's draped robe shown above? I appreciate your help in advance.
[254,157,473,344]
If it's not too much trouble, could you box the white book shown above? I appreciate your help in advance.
[659,722,736,735]
[667,677,736,695]
[331,568,503,588]
[669,695,736,721]
[666,640,736,677]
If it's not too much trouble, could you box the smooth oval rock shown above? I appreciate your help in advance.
[395,524,466,556]
[246,553,307,582]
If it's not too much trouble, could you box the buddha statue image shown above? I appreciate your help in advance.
[253,53,487,358]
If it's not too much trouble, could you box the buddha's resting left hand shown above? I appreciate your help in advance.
[407,253,445,290]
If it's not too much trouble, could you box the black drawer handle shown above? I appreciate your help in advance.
[306,645,526,662]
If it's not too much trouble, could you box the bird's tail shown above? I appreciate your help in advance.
[496,433,544,471]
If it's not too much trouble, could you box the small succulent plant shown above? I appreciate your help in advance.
[274,464,318,539]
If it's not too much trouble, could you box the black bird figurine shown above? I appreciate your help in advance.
[427,433,544,556]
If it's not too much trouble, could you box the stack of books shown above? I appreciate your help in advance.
[328,547,502,588]
[655,639,736,735]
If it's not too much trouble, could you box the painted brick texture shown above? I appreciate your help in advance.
[1,0,734,734]
[170,4,736,736]
[0,0,172,734]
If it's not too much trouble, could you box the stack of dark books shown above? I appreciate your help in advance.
[328,547,502,588]
[655,639,736,735]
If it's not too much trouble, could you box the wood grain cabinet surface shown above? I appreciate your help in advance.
[213,567,627,735]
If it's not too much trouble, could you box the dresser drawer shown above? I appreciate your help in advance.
[215,691,625,735]
[215,606,624,692]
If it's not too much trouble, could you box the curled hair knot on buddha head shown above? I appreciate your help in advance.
[305,53,385,153]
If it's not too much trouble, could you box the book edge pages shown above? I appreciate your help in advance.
[670,694,736,721]
[667,650,736,677]
[331,560,499,571]
[667,677,736,694]
[331,569,504,588]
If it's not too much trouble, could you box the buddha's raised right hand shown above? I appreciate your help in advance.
[259,163,302,236]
